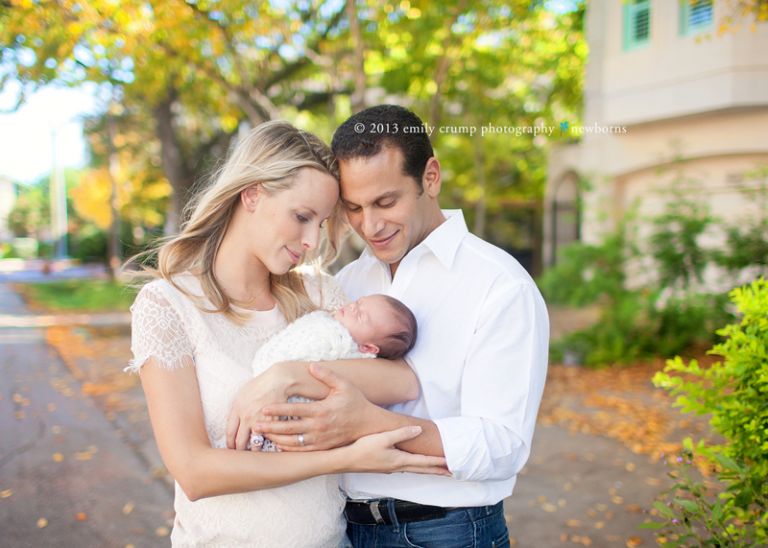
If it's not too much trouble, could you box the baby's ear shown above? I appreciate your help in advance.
[358,342,379,355]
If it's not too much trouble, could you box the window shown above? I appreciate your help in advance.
[680,0,713,35]
[623,0,651,51]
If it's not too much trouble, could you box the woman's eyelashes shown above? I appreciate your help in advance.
[295,211,330,228]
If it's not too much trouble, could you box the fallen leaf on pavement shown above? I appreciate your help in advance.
[1,489,12,498]
[37,518,48,528]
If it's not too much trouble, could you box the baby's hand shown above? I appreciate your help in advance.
[248,431,282,452]
[248,431,265,451]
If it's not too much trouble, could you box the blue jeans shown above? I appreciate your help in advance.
[346,500,510,548]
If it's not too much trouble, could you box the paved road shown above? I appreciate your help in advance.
[0,284,173,548]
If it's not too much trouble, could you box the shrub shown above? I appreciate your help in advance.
[69,225,108,262]
[647,278,768,546]
[551,289,733,367]
[648,197,717,290]
[715,222,768,275]
[538,229,628,307]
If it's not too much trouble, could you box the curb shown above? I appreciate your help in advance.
[0,312,131,328]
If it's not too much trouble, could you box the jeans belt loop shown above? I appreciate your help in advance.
[369,501,386,525]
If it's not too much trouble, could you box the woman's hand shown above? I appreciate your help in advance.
[226,365,297,450]
[341,426,451,476]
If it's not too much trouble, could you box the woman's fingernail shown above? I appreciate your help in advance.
[410,426,422,435]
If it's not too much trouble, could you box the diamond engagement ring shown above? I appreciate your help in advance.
[297,433,305,447]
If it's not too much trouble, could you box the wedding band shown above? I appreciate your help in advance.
[297,433,305,446]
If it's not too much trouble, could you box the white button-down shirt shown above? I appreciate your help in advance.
[336,210,549,507]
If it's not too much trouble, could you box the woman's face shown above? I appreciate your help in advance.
[247,168,339,275]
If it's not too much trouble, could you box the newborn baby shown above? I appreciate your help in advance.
[249,294,418,451]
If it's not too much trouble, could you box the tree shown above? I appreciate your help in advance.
[1,0,588,265]
[1,0,348,228]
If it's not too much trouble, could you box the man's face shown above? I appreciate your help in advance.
[339,146,436,270]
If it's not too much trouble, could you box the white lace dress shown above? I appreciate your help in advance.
[128,272,349,548]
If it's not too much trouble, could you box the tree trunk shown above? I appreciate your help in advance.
[346,0,367,113]
[105,106,121,281]
[155,95,193,234]
[428,0,467,135]
[473,127,487,238]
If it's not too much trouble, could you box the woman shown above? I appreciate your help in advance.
[127,121,446,547]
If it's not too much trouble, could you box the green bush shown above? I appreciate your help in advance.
[647,278,768,546]
[552,289,652,366]
[1,242,18,259]
[551,289,733,367]
[69,225,108,262]
[650,292,734,358]
[538,229,628,307]
[648,197,717,290]
[715,222,768,275]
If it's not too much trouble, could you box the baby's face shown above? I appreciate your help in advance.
[333,295,398,352]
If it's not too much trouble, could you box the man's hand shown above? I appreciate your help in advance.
[226,367,293,451]
[252,364,376,452]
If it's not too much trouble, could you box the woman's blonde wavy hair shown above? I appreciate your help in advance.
[129,120,346,323]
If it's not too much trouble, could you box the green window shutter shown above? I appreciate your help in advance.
[680,0,713,36]
[680,0,689,35]
[624,0,651,51]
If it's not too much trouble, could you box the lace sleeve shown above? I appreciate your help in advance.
[126,282,195,373]
[302,269,349,311]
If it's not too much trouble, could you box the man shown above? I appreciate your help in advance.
[231,105,549,547]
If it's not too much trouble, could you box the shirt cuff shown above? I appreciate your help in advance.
[433,416,493,482]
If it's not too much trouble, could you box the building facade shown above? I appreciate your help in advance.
[544,0,768,271]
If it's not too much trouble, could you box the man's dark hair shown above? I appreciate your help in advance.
[331,104,434,191]
[376,296,418,360]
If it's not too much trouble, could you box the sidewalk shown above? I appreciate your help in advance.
[0,258,108,283]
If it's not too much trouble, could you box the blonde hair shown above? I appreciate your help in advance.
[131,121,346,323]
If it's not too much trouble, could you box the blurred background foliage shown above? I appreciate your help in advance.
[1,0,587,272]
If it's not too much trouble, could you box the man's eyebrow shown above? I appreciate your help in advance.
[375,191,400,201]
[341,191,400,206]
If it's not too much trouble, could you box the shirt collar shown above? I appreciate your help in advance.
[359,209,469,271]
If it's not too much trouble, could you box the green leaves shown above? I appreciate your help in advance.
[648,279,768,546]
[2,0,586,244]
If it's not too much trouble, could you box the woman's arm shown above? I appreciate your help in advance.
[141,357,445,500]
